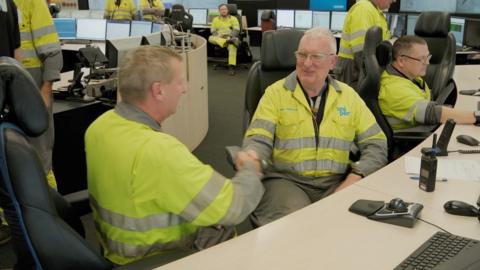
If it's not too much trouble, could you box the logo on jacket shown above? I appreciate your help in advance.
[337,106,350,117]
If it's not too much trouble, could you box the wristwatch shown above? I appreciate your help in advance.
[474,111,480,125]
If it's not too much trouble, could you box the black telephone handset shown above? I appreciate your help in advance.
[436,119,456,156]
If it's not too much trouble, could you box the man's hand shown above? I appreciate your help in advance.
[40,81,53,107]
[235,150,262,177]
[335,173,362,192]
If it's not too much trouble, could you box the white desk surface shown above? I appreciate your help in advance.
[155,65,480,270]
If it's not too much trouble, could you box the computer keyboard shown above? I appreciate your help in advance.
[394,231,480,270]
[458,149,480,154]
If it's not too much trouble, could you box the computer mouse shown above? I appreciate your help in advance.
[387,198,408,213]
[444,200,479,217]
[456,134,480,146]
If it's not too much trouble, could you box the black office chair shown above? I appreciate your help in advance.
[243,29,304,131]
[358,27,436,160]
[414,12,457,106]
[164,4,193,32]
[0,57,192,270]
[260,10,276,32]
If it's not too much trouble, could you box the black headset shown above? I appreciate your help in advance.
[115,0,121,7]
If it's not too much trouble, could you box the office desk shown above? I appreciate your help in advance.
[155,65,480,269]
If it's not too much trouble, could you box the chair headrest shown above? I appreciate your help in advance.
[261,10,275,21]
[261,29,304,71]
[171,4,185,14]
[226,4,238,16]
[415,12,451,37]
[376,41,392,68]
[363,26,383,56]
[0,57,48,136]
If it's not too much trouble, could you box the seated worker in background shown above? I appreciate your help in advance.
[104,0,137,20]
[379,35,479,130]
[85,46,264,265]
[335,0,395,89]
[238,27,388,227]
[208,4,240,76]
[140,0,164,22]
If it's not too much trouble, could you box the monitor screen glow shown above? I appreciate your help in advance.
[152,23,162,33]
[276,10,295,28]
[310,0,347,11]
[106,21,131,40]
[131,21,152,37]
[312,11,330,28]
[406,15,418,35]
[294,10,313,29]
[330,11,347,32]
[53,18,76,40]
[76,19,107,40]
[450,17,465,47]
[189,8,208,25]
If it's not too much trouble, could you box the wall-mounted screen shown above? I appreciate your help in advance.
[400,0,456,13]
[310,0,346,11]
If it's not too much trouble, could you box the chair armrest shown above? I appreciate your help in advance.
[393,131,432,142]
[63,189,91,216]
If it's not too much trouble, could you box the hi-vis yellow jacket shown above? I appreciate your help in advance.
[211,15,239,37]
[244,72,387,178]
[338,0,390,59]
[86,103,263,265]
[104,0,136,21]
[14,0,61,72]
[140,0,164,22]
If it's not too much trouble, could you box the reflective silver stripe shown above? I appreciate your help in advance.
[179,171,226,221]
[218,181,242,224]
[247,134,273,146]
[21,49,38,59]
[386,116,403,125]
[413,100,430,123]
[356,124,383,143]
[20,32,33,41]
[274,159,348,174]
[90,196,185,232]
[35,42,61,55]
[341,29,367,42]
[351,43,364,53]
[31,25,57,40]
[95,222,196,258]
[274,136,351,151]
[248,119,276,135]
[338,46,353,56]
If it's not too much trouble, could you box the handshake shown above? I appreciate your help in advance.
[234,149,265,177]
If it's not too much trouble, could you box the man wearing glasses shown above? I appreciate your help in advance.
[379,35,478,130]
[237,27,388,226]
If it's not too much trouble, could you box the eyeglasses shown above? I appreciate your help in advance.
[401,54,432,64]
[294,51,335,63]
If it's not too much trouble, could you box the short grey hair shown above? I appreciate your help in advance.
[118,45,182,104]
[303,27,337,54]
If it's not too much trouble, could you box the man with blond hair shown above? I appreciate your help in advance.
[86,46,264,265]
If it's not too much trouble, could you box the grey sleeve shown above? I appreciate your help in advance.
[219,162,264,225]
[242,135,273,164]
[40,49,63,82]
[351,138,388,177]
[423,103,443,125]
[230,29,239,37]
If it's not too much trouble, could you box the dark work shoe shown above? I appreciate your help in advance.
[0,223,11,245]
[228,65,235,76]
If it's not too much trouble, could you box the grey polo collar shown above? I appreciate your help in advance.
[114,102,162,131]
[283,71,342,93]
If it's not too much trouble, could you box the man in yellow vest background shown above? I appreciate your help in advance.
[238,27,388,227]
[379,35,479,130]
[104,0,137,21]
[139,0,164,22]
[335,0,395,89]
[208,4,240,76]
[85,46,264,265]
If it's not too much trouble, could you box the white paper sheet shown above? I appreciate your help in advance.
[404,156,480,181]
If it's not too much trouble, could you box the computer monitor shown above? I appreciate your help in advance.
[76,19,107,40]
[400,0,456,13]
[141,32,166,46]
[312,11,330,28]
[294,10,313,29]
[464,19,480,49]
[105,36,142,68]
[330,11,347,32]
[208,9,219,24]
[456,1,480,14]
[130,21,152,37]
[53,18,76,40]
[388,14,407,37]
[406,14,419,35]
[189,8,208,25]
[310,0,347,11]
[276,10,295,28]
[450,17,466,47]
[152,23,162,33]
[106,21,131,40]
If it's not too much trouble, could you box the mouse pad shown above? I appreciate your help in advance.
[349,199,385,217]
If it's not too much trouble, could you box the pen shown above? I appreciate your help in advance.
[409,176,448,182]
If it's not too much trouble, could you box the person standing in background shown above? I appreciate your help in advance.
[139,0,164,22]
[104,0,137,20]
[335,0,395,89]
